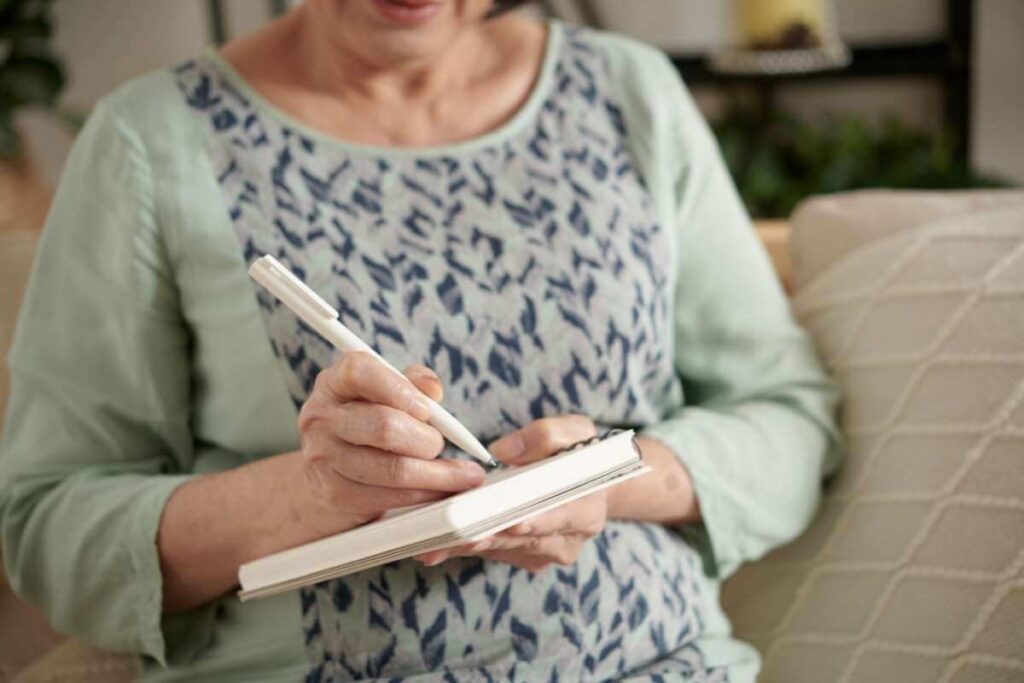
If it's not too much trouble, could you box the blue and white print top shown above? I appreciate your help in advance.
[176,23,726,683]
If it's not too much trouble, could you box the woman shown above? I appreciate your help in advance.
[0,0,841,680]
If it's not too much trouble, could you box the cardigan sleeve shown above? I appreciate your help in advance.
[0,98,217,666]
[633,51,844,579]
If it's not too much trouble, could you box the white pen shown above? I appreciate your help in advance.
[249,254,498,468]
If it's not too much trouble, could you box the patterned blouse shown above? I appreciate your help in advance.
[0,20,840,683]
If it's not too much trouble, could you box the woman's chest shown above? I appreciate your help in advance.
[231,140,677,439]
[178,47,681,440]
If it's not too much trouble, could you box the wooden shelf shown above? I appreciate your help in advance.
[561,0,975,165]
[670,42,953,85]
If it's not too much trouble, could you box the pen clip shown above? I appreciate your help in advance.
[250,255,338,320]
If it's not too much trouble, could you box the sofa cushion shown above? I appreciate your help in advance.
[791,189,1024,287]
[721,191,1024,682]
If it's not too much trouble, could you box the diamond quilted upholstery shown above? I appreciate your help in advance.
[721,192,1024,683]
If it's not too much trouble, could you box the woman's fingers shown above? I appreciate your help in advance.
[414,495,608,567]
[318,351,433,421]
[298,355,468,522]
[333,401,445,459]
[507,494,607,537]
[507,508,572,537]
[489,414,597,465]
[413,548,457,566]
[415,527,591,567]
[328,445,485,492]
[478,549,554,573]
[414,541,490,566]
[419,534,585,569]
[477,533,580,558]
[342,482,449,511]
[403,364,443,403]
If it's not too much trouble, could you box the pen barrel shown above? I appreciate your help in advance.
[425,400,495,465]
[249,258,492,464]
[320,319,377,358]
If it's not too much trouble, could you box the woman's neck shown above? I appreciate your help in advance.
[219,8,547,148]
[294,5,492,106]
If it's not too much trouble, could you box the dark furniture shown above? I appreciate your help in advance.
[560,0,975,164]
[204,0,975,163]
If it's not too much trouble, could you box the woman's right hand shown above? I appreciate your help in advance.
[292,351,486,538]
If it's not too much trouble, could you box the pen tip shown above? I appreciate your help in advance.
[468,444,499,469]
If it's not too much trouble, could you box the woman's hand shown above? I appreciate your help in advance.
[159,353,485,612]
[293,351,486,538]
[411,416,703,573]
[415,415,607,572]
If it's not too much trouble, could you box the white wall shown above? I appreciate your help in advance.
[23,0,273,185]
[973,0,1024,183]
[22,0,1024,186]
[565,0,947,51]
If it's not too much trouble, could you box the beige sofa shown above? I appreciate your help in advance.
[2,190,1022,681]
[723,190,1024,682]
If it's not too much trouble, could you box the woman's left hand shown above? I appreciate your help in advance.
[414,415,608,572]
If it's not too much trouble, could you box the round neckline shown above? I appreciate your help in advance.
[202,20,562,160]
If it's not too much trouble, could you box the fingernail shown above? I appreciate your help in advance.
[512,523,532,535]
[458,461,486,485]
[423,376,444,402]
[490,432,525,463]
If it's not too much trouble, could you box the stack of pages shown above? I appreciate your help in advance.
[239,430,648,600]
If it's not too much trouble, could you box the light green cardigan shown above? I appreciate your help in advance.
[0,24,841,682]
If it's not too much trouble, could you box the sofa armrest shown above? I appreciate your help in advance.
[755,220,793,294]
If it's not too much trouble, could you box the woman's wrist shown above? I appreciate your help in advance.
[286,457,372,546]
[159,450,356,612]
[606,436,701,525]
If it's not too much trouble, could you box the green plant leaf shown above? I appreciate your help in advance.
[710,95,1010,218]
[0,0,52,28]
[0,0,18,24]
[0,15,50,41]
[0,52,63,106]
[51,103,87,131]
[0,112,20,157]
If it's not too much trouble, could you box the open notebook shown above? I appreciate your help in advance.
[238,430,648,600]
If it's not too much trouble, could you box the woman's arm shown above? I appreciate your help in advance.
[157,451,306,612]
[158,356,484,613]
[483,418,701,526]
[422,45,842,576]
[414,417,699,571]
[0,97,484,664]
[0,100,208,665]
[606,436,699,525]
[630,51,843,577]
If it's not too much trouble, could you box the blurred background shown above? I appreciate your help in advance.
[3,0,1021,231]
[1,3,1022,680]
